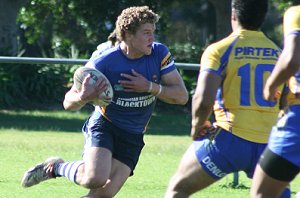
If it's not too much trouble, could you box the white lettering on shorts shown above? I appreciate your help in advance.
[202,156,227,178]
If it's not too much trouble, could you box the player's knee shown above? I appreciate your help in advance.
[250,188,261,198]
[81,175,108,189]
[96,191,116,198]
[250,188,274,198]
[167,174,179,190]
[165,174,190,197]
[165,189,190,198]
[84,190,115,198]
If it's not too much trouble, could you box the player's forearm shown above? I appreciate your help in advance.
[63,91,86,111]
[190,99,213,139]
[191,95,213,128]
[152,83,188,105]
[191,72,218,128]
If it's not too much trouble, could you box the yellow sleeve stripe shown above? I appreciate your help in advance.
[161,60,174,71]
[161,52,171,66]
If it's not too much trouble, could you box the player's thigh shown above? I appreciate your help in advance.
[106,158,131,195]
[251,164,289,198]
[86,158,131,197]
[171,144,218,193]
[83,146,112,180]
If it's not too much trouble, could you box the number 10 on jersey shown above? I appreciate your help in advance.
[238,63,276,107]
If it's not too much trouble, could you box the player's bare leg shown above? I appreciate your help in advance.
[250,165,289,198]
[81,158,131,198]
[165,145,218,198]
[75,147,112,189]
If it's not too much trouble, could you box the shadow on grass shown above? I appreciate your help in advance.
[0,102,191,135]
[146,102,191,136]
[0,111,84,132]
[219,183,250,190]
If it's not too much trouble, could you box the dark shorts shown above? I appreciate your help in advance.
[193,128,266,179]
[259,147,300,182]
[82,111,145,175]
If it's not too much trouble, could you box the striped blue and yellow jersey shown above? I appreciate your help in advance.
[200,29,282,143]
[283,6,300,105]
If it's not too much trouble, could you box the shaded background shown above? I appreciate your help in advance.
[0,0,294,109]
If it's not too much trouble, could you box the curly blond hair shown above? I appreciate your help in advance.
[115,6,159,41]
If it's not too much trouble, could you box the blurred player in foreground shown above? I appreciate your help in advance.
[164,0,290,197]
[251,4,300,198]
[21,6,188,198]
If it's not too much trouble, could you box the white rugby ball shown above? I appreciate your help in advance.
[73,66,113,106]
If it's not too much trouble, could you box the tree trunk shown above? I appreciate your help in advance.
[208,0,232,40]
[0,0,28,56]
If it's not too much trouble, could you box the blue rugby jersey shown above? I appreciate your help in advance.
[87,42,176,134]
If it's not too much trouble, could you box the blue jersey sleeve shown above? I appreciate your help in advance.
[153,43,176,75]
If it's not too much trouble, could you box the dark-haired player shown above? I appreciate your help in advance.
[165,0,289,197]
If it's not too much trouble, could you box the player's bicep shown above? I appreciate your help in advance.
[160,69,185,87]
[284,34,300,68]
[194,71,222,106]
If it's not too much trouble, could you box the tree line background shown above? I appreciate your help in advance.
[0,0,297,109]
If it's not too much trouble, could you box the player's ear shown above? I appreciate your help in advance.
[124,30,135,41]
[231,8,237,21]
[231,8,238,31]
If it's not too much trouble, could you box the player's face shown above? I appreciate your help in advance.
[129,23,155,57]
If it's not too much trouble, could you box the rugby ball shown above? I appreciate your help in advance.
[73,66,113,106]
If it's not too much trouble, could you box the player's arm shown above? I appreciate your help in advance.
[156,69,188,105]
[63,85,87,111]
[119,69,188,105]
[264,34,300,101]
[191,71,221,140]
[63,75,108,111]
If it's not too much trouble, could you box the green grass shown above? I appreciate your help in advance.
[0,108,300,198]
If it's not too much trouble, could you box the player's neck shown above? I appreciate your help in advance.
[120,42,143,59]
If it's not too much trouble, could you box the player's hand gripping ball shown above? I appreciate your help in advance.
[73,66,113,106]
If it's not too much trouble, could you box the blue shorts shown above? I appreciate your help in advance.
[82,110,145,175]
[193,128,266,179]
[267,105,300,167]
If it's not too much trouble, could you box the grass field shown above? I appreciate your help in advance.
[0,106,300,198]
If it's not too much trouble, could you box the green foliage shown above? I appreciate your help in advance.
[4,0,290,108]
[22,64,69,103]
[271,0,300,12]
[168,42,205,97]
[17,0,213,60]
[0,64,26,107]
[182,69,199,97]
[0,63,70,109]
[17,0,178,58]
[13,0,213,108]
[169,42,203,63]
